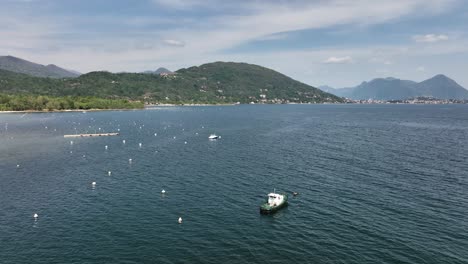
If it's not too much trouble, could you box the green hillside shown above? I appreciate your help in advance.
[0,62,343,109]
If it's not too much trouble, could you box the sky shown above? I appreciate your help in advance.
[1,0,468,88]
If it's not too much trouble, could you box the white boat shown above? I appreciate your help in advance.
[260,191,288,214]
[208,134,219,140]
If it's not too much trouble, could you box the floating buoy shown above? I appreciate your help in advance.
[139,143,142,148]
[178,217,182,224]
[16,164,20,168]
[173,136,176,139]
[184,141,187,144]
[122,139,126,144]
[129,158,132,164]
[195,132,198,135]
[293,192,299,196]
[70,141,74,145]
[117,128,120,132]
[92,181,96,186]
[70,151,73,154]
[108,171,112,176]
[105,145,108,150]
[33,213,38,219]
[83,155,86,158]
[161,189,166,194]
[154,133,157,136]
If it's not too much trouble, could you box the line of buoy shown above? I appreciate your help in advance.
[108,171,112,176]
[161,189,166,194]
[178,217,183,224]
[33,213,38,219]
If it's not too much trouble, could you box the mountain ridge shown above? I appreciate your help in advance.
[0,55,80,78]
[324,75,468,100]
[0,61,343,104]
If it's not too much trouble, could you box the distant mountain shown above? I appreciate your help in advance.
[413,74,468,99]
[0,55,80,78]
[324,75,468,100]
[318,85,336,93]
[0,61,343,104]
[143,67,173,75]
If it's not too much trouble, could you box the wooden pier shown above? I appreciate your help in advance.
[64,133,119,138]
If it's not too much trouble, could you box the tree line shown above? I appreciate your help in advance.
[0,93,143,111]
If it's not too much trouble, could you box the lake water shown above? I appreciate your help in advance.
[1,105,467,263]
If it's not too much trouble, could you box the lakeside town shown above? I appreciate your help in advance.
[344,97,468,104]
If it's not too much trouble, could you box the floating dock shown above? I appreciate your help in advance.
[64,133,119,138]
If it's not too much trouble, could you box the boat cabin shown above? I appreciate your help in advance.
[267,193,284,206]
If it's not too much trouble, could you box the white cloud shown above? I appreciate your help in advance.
[323,56,353,64]
[412,34,449,43]
[163,39,185,47]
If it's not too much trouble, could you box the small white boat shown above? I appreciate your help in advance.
[260,191,288,214]
[208,134,219,140]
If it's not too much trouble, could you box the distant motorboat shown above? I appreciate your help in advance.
[208,134,219,140]
[260,191,288,214]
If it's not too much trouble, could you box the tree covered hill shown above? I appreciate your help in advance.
[0,61,343,105]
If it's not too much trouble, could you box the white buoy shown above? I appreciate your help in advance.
[184,141,187,144]
[173,136,176,139]
[122,139,126,144]
[16,164,20,168]
[139,143,142,148]
[129,158,132,164]
[83,155,86,158]
[92,181,96,186]
[108,171,112,176]
[178,217,182,224]
[161,189,166,194]
[70,140,74,145]
[117,128,120,132]
[154,133,157,136]
[195,132,198,135]
[33,213,38,219]
[70,151,73,154]
[105,145,108,150]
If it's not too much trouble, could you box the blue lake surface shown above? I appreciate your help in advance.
[1,104,467,263]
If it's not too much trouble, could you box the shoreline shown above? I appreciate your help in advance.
[2,102,465,113]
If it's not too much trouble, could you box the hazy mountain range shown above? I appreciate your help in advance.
[142,67,173,75]
[2,55,467,101]
[321,75,468,100]
[0,55,80,78]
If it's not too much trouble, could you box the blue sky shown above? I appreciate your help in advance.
[1,0,468,88]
